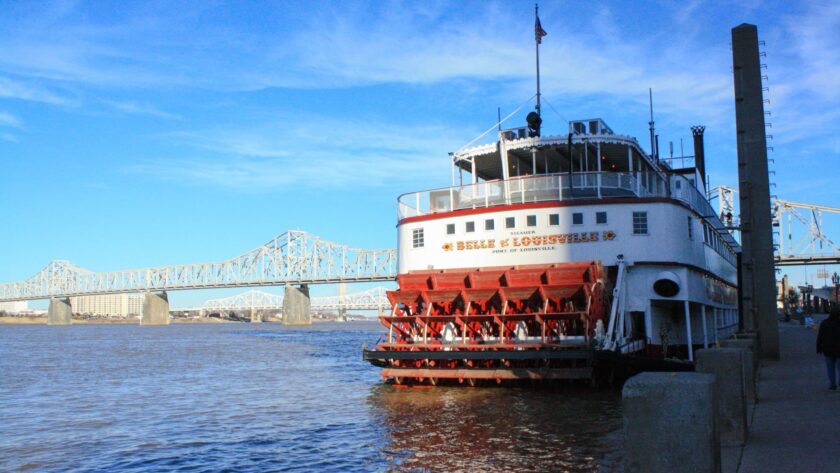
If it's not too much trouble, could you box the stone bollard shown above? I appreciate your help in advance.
[720,339,757,403]
[732,331,760,366]
[695,348,747,446]
[622,372,719,473]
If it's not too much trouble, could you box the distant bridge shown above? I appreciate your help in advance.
[0,231,397,302]
[710,187,840,267]
[195,286,391,313]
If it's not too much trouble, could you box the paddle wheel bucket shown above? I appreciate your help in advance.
[367,262,610,386]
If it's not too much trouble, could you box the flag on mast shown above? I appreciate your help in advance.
[535,14,547,44]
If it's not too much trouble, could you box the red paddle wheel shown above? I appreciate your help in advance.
[365,262,610,386]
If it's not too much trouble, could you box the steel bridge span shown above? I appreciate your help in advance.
[710,187,840,267]
[0,230,396,302]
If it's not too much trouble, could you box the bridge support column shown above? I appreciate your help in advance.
[250,309,262,323]
[338,282,347,321]
[142,292,170,325]
[48,297,72,325]
[283,284,311,325]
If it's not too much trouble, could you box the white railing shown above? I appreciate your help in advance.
[399,172,659,219]
[399,171,736,249]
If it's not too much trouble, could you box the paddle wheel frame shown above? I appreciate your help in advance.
[364,262,610,386]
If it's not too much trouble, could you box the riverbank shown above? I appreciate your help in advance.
[0,316,377,325]
[0,316,237,325]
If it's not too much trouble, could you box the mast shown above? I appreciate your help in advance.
[535,4,547,117]
[648,88,657,161]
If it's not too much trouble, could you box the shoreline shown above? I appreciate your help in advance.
[0,316,376,325]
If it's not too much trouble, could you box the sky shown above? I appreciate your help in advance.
[1,0,838,309]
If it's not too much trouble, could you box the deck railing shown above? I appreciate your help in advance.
[398,172,664,219]
[398,171,737,248]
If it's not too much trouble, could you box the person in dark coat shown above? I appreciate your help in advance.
[816,306,840,390]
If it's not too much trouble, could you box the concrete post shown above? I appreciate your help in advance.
[695,348,748,446]
[141,292,170,325]
[282,284,311,325]
[720,340,757,403]
[622,372,719,473]
[250,309,262,323]
[47,297,73,325]
[731,23,780,359]
[734,331,760,369]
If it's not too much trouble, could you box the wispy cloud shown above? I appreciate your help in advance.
[101,99,181,120]
[1,132,18,143]
[128,115,462,191]
[0,76,71,105]
[0,111,22,128]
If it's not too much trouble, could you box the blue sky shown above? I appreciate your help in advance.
[1,0,838,308]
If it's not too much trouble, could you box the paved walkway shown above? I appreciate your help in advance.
[733,314,840,473]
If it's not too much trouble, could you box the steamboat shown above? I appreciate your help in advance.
[363,11,740,386]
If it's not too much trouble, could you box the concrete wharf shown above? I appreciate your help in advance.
[725,314,840,473]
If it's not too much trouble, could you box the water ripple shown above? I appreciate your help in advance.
[1,323,622,472]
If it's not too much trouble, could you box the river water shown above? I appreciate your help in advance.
[0,322,623,472]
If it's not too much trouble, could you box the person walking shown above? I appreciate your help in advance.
[816,306,840,390]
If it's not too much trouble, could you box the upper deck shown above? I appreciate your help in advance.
[398,170,736,247]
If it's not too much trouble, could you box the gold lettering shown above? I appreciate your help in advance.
[457,241,464,251]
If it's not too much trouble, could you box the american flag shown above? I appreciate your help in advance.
[535,15,547,44]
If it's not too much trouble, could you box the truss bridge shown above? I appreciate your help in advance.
[0,231,396,325]
[710,186,840,267]
[0,230,396,302]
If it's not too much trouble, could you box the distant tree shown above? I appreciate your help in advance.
[787,288,800,307]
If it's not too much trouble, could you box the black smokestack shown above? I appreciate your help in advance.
[691,125,706,186]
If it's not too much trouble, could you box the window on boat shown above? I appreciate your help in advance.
[412,228,425,248]
[549,214,559,226]
[466,221,475,233]
[506,217,515,228]
[446,223,455,235]
[676,179,682,189]
[632,212,648,235]
[596,211,607,224]
[527,215,537,227]
[687,216,694,240]
[704,224,709,244]
[572,213,583,225]
[485,219,495,231]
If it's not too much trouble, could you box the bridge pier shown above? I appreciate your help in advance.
[142,291,170,325]
[250,309,262,323]
[338,282,347,320]
[47,297,72,325]
[283,284,311,325]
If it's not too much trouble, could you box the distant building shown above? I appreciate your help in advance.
[71,293,145,317]
[0,300,28,313]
